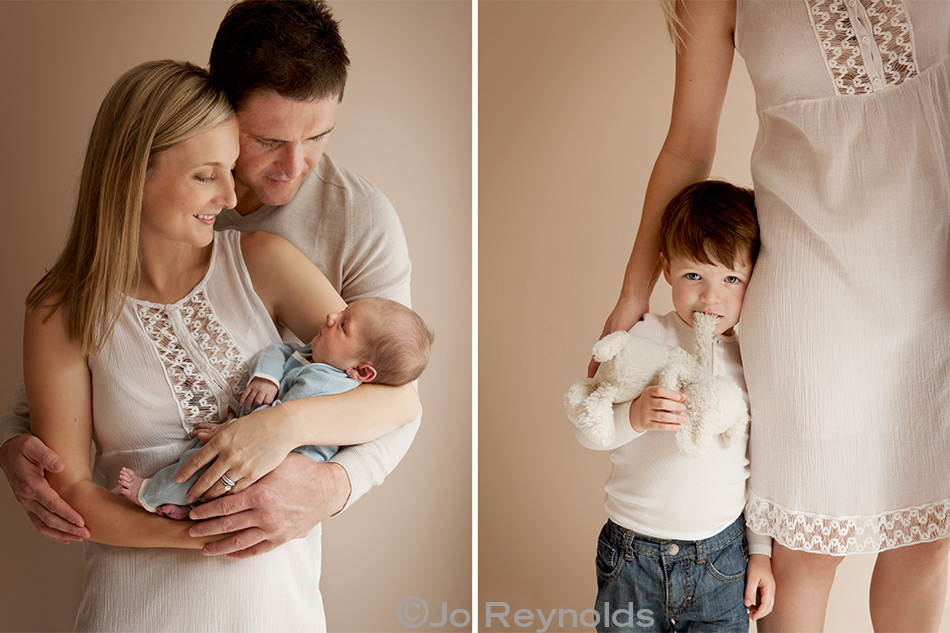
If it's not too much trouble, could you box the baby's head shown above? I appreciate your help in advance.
[658,180,759,336]
[309,297,434,385]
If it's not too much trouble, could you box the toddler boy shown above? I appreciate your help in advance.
[576,180,774,630]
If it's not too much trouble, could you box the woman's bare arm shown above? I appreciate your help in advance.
[592,0,738,375]
[23,301,220,549]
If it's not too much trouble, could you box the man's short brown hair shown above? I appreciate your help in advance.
[209,0,350,108]
[659,180,759,268]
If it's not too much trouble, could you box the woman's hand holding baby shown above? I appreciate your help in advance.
[175,405,298,503]
[629,385,687,433]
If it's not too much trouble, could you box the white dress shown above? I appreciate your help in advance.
[738,0,950,555]
[77,230,325,632]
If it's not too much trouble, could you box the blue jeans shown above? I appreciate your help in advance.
[594,516,749,632]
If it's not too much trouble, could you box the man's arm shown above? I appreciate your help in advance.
[336,175,413,307]
[0,379,89,543]
[331,408,420,512]
[330,175,416,509]
[0,380,31,447]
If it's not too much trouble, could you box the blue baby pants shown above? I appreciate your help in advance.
[140,438,337,511]
[594,515,749,632]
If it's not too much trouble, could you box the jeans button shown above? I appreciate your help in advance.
[667,543,679,555]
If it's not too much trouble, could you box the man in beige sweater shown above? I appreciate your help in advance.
[0,0,419,558]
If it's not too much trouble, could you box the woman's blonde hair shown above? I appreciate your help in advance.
[26,60,234,356]
[659,0,688,50]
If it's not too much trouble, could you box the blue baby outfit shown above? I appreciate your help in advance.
[138,342,359,513]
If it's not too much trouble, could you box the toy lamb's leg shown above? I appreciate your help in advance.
[676,381,719,456]
[691,311,718,366]
[656,359,705,453]
[591,330,631,364]
[565,379,619,447]
[655,362,682,396]
[678,420,715,456]
[564,378,597,419]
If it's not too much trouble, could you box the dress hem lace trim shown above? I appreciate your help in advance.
[746,492,950,555]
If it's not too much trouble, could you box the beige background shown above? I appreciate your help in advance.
[0,1,470,632]
[478,1,949,632]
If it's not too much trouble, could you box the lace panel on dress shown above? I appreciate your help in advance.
[135,289,247,426]
[177,290,248,400]
[806,0,918,95]
[747,493,950,554]
[864,0,917,86]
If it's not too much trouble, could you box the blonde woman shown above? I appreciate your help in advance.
[591,1,949,630]
[24,60,416,632]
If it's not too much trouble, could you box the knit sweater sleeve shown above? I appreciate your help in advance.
[0,379,30,448]
[337,178,412,308]
[327,168,417,511]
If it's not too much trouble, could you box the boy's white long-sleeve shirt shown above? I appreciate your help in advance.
[575,312,771,556]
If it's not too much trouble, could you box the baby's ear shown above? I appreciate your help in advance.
[347,362,378,383]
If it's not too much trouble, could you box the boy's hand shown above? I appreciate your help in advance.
[629,385,687,433]
[745,553,775,621]
[239,378,279,415]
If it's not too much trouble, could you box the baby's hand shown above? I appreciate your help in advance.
[239,377,279,415]
[629,385,687,433]
[745,553,775,621]
[192,417,234,444]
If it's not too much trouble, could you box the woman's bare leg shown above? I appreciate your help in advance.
[869,538,949,632]
[756,543,843,632]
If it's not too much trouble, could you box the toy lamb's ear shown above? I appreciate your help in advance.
[592,330,630,362]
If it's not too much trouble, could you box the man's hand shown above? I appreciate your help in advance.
[187,453,350,558]
[745,553,776,621]
[0,434,89,543]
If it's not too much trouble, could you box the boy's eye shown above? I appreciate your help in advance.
[725,276,741,284]
[685,272,701,280]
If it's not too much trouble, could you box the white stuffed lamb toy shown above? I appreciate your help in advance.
[565,312,748,455]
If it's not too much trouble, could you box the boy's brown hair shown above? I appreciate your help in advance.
[356,298,435,386]
[659,180,759,268]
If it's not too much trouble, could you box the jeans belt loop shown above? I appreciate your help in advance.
[696,536,707,564]
[622,528,635,560]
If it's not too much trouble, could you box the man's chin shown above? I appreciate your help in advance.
[257,187,300,208]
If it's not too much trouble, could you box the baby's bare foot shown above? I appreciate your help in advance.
[117,467,145,508]
[156,504,192,520]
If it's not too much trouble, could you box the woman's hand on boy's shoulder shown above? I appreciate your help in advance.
[745,553,775,621]
[629,385,687,433]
